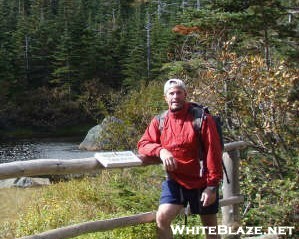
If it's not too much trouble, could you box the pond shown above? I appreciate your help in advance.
[0,137,98,227]
[0,137,95,164]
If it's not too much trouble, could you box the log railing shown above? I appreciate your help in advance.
[0,141,249,239]
[18,212,157,239]
[0,141,247,180]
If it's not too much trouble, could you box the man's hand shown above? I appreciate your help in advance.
[159,148,177,171]
[201,187,217,207]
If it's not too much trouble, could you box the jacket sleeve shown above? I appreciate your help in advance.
[137,117,163,157]
[201,115,223,186]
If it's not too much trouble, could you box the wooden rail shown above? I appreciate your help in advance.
[0,141,248,239]
[18,212,157,239]
[17,196,245,239]
[0,141,247,180]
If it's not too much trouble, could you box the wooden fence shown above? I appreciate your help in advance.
[0,141,249,239]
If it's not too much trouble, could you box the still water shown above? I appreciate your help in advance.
[0,137,95,164]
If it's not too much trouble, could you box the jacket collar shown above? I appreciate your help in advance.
[168,102,189,118]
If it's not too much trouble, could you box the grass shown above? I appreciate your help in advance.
[0,166,165,239]
[0,187,39,239]
[0,165,220,239]
[0,166,211,239]
[2,163,297,239]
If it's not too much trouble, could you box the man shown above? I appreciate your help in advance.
[137,79,223,239]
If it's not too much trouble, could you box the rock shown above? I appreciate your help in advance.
[14,177,51,188]
[0,177,51,188]
[78,116,124,151]
[78,124,102,151]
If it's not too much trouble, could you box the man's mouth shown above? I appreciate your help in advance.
[171,102,182,108]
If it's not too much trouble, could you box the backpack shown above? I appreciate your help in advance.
[156,102,230,184]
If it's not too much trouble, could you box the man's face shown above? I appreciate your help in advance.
[164,86,187,112]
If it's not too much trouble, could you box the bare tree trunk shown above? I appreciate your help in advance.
[196,0,201,10]
[264,28,271,69]
[146,7,151,79]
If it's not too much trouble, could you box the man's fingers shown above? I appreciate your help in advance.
[201,193,209,206]
[201,191,217,207]
[171,158,178,170]
[160,148,177,171]
[163,157,177,171]
[203,198,209,207]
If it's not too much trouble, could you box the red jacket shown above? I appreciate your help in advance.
[137,102,223,189]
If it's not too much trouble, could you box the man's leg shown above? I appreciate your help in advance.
[200,214,220,239]
[156,203,183,239]
[188,188,220,239]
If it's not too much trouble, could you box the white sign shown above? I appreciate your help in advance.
[94,151,142,168]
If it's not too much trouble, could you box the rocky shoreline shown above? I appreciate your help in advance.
[0,116,125,189]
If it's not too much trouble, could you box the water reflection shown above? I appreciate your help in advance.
[0,138,95,164]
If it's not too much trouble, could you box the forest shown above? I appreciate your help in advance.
[0,0,298,133]
[0,0,296,131]
[0,0,194,134]
[0,0,298,238]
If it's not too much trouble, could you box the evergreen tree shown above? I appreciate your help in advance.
[11,0,33,95]
[0,0,297,130]
[0,0,16,95]
[147,1,181,79]
[25,0,58,88]
[121,3,148,88]
[186,0,299,66]
[51,0,80,97]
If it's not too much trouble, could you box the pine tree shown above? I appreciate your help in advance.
[186,0,299,66]
[51,0,80,98]
[11,0,33,93]
[25,0,58,88]
[0,1,16,103]
[147,1,181,79]
[121,3,148,88]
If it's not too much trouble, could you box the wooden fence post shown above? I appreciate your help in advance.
[0,141,248,239]
[221,149,241,230]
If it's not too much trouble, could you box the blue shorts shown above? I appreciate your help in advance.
[159,179,219,215]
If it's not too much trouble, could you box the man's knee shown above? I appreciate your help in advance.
[156,204,182,227]
[156,208,171,227]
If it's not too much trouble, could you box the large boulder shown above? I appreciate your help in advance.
[78,116,124,151]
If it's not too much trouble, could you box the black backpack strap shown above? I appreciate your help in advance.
[192,106,207,132]
[189,104,206,177]
[155,110,168,133]
[157,104,230,184]
[157,103,206,133]
[190,103,230,184]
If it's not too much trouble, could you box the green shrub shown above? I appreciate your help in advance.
[240,155,299,238]
[98,81,167,151]
[114,81,167,133]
